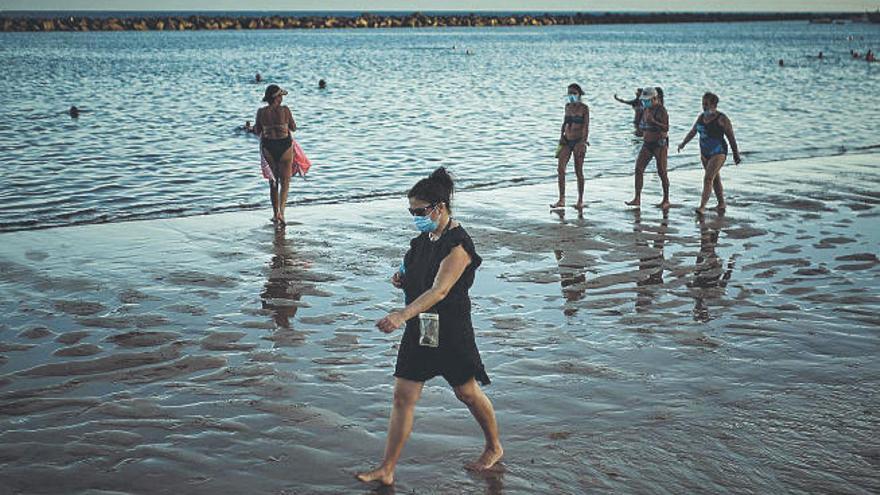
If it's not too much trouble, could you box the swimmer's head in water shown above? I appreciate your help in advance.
[69,106,80,118]
[262,85,288,103]
[318,79,327,89]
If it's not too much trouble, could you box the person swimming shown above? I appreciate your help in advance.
[69,105,80,118]
[318,79,327,89]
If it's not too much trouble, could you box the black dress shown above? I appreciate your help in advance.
[394,223,490,387]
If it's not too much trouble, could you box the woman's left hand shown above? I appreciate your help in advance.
[733,152,742,165]
[376,311,406,333]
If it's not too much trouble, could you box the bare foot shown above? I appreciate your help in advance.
[695,206,706,215]
[465,445,504,472]
[550,199,565,209]
[573,201,584,210]
[625,198,640,207]
[356,466,394,485]
[716,203,727,211]
[656,200,671,210]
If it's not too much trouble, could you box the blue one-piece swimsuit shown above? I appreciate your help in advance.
[697,113,728,159]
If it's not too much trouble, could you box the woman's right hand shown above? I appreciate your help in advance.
[677,142,685,153]
[391,271,404,289]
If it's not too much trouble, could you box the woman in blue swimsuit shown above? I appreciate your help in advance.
[677,92,741,214]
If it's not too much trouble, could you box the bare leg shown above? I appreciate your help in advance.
[655,145,671,209]
[627,146,651,207]
[276,146,294,224]
[697,154,725,213]
[713,156,727,209]
[356,378,424,485]
[268,180,279,221]
[262,148,281,222]
[553,147,571,208]
[573,143,586,209]
[453,378,503,471]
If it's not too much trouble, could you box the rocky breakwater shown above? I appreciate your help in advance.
[0,11,858,32]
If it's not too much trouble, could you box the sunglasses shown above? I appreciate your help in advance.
[408,203,437,217]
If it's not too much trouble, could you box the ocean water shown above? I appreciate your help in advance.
[0,20,878,232]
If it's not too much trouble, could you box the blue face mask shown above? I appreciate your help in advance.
[413,214,438,233]
[641,98,652,109]
[567,94,579,104]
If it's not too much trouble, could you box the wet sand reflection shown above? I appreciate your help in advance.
[690,213,736,322]
[260,226,306,329]
[633,209,668,312]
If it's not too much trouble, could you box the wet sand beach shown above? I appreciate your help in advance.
[0,153,878,494]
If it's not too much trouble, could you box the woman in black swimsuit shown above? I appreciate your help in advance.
[552,83,590,210]
[357,167,502,486]
[626,87,671,210]
[254,84,297,225]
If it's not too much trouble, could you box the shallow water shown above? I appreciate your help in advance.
[1,21,879,231]
[0,154,877,494]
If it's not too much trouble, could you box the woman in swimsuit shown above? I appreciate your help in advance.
[614,88,644,136]
[357,167,502,486]
[552,83,590,210]
[254,84,297,225]
[626,87,671,210]
[677,92,741,214]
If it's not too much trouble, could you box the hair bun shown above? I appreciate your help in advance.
[429,167,454,196]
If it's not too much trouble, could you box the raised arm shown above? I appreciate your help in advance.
[376,245,471,332]
[720,114,741,164]
[614,94,637,106]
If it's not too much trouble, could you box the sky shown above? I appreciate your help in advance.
[1,0,879,12]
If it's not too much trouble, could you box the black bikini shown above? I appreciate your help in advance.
[262,135,292,162]
[260,113,293,163]
[563,114,586,152]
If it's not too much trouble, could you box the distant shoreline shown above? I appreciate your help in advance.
[2,11,878,32]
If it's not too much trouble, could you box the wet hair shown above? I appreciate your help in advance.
[703,92,719,106]
[655,86,664,102]
[568,83,584,96]
[262,84,281,103]
[408,167,454,211]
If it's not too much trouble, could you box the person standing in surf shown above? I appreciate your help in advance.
[357,167,503,486]
[626,86,671,210]
[552,83,590,210]
[254,84,297,225]
[677,92,741,214]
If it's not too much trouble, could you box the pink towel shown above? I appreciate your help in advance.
[292,139,312,177]
[259,139,312,181]
[260,151,275,181]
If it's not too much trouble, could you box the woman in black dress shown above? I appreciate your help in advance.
[357,167,502,486]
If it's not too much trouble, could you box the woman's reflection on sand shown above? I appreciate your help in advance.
[261,226,306,329]
[690,212,736,322]
[550,208,588,316]
[633,209,668,312]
